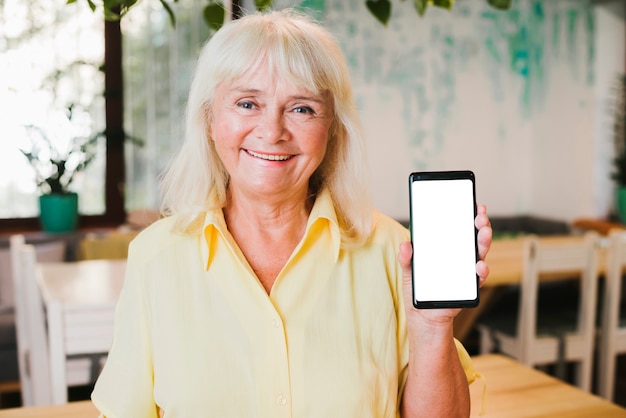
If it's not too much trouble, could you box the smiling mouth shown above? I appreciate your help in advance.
[245,149,293,161]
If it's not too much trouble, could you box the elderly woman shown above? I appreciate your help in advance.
[92,9,491,418]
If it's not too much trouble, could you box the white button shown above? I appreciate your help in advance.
[276,394,287,406]
[272,318,280,328]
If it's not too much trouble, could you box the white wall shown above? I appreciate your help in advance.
[242,0,625,222]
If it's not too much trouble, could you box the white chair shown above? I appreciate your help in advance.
[598,229,626,400]
[477,232,600,391]
[6,236,67,406]
[11,235,106,406]
[1,239,66,310]
[11,235,54,406]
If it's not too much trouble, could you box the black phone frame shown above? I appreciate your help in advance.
[408,170,480,309]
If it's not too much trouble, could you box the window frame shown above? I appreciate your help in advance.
[0,20,125,232]
[0,3,246,233]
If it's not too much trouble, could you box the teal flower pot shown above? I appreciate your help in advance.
[617,187,626,224]
[39,193,79,233]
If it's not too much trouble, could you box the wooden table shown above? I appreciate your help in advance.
[0,400,98,417]
[469,354,626,417]
[36,259,126,403]
[572,218,626,236]
[38,259,126,307]
[0,354,623,417]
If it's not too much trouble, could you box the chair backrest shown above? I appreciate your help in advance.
[10,235,62,406]
[1,239,65,310]
[598,229,626,399]
[0,248,12,312]
[516,232,600,364]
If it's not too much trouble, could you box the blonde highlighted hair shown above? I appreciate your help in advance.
[160,8,372,246]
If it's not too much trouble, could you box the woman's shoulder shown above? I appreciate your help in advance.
[367,211,410,247]
[128,215,198,262]
[132,215,179,240]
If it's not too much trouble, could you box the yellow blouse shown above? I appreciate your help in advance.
[91,189,474,418]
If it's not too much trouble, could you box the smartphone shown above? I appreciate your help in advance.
[408,170,479,309]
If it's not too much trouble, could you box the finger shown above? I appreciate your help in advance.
[475,204,492,261]
[398,241,413,277]
[476,203,488,216]
[398,241,415,312]
[475,204,490,229]
[477,224,492,260]
[476,259,489,287]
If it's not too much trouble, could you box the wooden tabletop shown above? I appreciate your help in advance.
[571,218,626,236]
[0,354,623,417]
[483,236,526,286]
[469,354,626,417]
[0,400,98,417]
[37,259,126,307]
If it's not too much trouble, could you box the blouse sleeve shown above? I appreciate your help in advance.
[91,243,159,418]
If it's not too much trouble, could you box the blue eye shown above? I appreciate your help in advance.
[238,101,254,109]
[295,106,314,114]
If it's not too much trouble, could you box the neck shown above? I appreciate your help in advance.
[223,188,314,236]
[222,188,316,293]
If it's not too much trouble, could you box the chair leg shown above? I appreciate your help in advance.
[478,328,495,354]
[573,358,593,392]
[598,351,616,401]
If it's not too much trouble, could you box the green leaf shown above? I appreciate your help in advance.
[101,0,122,20]
[432,0,454,10]
[158,0,177,26]
[203,3,225,31]
[366,0,391,26]
[413,0,428,16]
[487,0,511,10]
[103,9,122,21]
[254,0,273,12]
[84,0,97,12]
[118,0,139,18]
[102,0,121,9]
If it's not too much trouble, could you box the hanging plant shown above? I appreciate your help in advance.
[366,0,512,26]
[71,0,511,29]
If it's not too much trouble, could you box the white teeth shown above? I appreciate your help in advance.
[246,150,291,161]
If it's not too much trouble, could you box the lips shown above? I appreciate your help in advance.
[245,149,293,161]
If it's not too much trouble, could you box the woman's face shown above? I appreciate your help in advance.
[209,64,333,202]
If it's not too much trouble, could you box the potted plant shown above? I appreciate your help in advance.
[611,73,626,223]
[20,104,105,233]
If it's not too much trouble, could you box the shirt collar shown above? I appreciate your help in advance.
[200,188,341,270]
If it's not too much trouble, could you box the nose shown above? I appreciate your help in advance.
[255,108,286,143]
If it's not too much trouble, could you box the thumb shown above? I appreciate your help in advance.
[398,240,413,291]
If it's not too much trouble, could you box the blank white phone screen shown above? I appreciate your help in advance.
[411,178,477,303]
